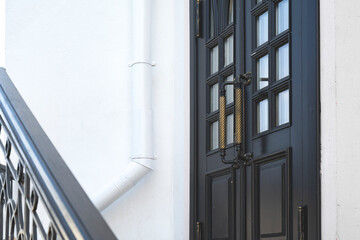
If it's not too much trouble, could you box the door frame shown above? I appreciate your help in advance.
[189,0,320,239]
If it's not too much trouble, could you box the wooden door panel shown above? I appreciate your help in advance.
[206,168,233,240]
[252,129,290,158]
[252,150,290,240]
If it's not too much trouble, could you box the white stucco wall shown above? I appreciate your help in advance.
[0,0,4,66]
[4,0,188,239]
[321,0,360,239]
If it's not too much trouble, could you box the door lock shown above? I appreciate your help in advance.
[298,206,307,240]
[196,221,202,240]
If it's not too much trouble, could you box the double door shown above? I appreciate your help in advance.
[190,0,319,239]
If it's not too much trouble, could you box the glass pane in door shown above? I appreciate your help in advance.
[210,83,219,112]
[257,55,269,90]
[276,43,289,80]
[224,35,234,67]
[211,121,219,150]
[226,114,234,144]
[257,11,268,46]
[276,89,290,125]
[210,46,219,75]
[228,0,234,24]
[257,99,269,133]
[210,0,215,38]
[225,75,234,104]
[276,0,289,35]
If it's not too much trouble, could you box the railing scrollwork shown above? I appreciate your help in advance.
[0,67,117,240]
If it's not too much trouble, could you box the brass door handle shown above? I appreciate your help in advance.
[219,73,251,167]
[234,84,242,145]
[219,92,226,151]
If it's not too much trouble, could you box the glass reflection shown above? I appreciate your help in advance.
[276,43,289,80]
[225,75,234,104]
[210,46,219,74]
[210,83,219,112]
[257,99,269,133]
[257,55,269,90]
[228,0,234,24]
[211,121,219,150]
[224,35,234,66]
[276,89,290,126]
[257,11,268,46]
[276,0,289,35]
[210,0,215,38]
[226,114,234,144]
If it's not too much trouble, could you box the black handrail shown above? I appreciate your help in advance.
[0,67,117,240]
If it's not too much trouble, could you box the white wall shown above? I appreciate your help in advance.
[5,0,188,239]
[0,0,4,66]
[321,0,360,239]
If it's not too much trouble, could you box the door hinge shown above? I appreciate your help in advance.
[298,206,307,240]
[196,221,202,240]
[196,0,201,38]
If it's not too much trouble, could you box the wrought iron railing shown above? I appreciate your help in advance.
[0,68,117,240]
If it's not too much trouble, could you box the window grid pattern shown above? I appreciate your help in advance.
[206,0,235,152]
[252,0,291,136]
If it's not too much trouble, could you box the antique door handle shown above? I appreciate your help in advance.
[219,72,252,167]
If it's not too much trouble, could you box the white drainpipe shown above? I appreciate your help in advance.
[92,0,154,212]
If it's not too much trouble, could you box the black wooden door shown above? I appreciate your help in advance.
[190,0,319,239]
